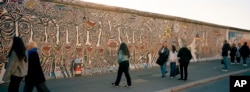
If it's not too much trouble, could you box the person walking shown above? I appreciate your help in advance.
[236,43,241,64]
[229,43,237,64]
[169,45,178,78]
[156,41,169,77]
[112,42,132,87]
[3,37,28,92]
[177,44,192,81]
[23,41,50,92]
[239,42,250,66]
[221,40,230,71]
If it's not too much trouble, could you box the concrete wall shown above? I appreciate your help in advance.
[0,0,250,79]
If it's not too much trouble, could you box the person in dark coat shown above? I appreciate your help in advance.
[24,41,50,92]
[229,43,237,64]
[177,44,192,81]
[221,40,230,71]
[157,41,169,77]
[239,42,250,66]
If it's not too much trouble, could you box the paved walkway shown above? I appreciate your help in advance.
[0,59,250,92]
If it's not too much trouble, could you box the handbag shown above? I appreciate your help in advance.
[156,57,164,65]
[175,66,180,76]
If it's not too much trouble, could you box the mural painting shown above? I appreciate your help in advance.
[0,0,249,79]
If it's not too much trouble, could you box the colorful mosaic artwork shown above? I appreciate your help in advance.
[0,0,249,79]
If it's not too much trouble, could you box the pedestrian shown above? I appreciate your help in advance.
[236,43,241,64]
[221,40,230,71]
[3,37,28,92]
[156,41,169,77]
[239,42,250,66]
[23,41,50,92]
[169,45,178,78]
[112,42,132,87]
[229,43,237,64]
[177,44,192,81]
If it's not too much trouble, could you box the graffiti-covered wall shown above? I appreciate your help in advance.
[0,0,250,79]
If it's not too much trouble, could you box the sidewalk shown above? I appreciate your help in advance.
[0,60,250,92]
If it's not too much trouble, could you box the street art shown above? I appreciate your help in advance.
[0,0,249,80]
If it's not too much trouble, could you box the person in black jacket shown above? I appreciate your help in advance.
[24,41,50,92]
[157,41,169,77]
[230,43,237,64]
[177,44,192,81]
[221,40,230,71]
[239,42,250,66]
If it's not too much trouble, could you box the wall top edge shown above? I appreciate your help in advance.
[42,0,250,32]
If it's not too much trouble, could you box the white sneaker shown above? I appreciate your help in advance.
[221,69,228,72]
[243,64,248,66]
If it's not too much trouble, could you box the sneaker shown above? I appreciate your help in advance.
[222,69,228,72]
[111,83,119,87]
[243,64,248,66]
[231,63,235,64]
[170,77,174,79]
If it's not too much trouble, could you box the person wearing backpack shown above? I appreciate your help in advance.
[236,43,241,64]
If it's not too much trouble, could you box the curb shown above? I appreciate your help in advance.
[156,68,250,92]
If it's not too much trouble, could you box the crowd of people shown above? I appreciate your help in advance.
[222,40,250,72]
[0,36,250,91]
[156,41,192,81]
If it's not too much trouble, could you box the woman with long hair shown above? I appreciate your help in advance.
[3,37,28,92]
[169,45,178,78]
[112,42,132,87]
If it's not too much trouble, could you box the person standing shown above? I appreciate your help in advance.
[236,43,241,64]
[229,43,237,64]
[239,42,250,66]
[24,41,50,92]
[112,42,131,87]
[177,44,192,81]
[221,40,230,71]
[3,37,28,92]
[156,41,169,77]
[169,45,178,78]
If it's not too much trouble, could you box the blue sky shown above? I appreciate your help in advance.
[80,0,250,30]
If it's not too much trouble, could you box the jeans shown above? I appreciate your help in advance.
[170,62,176,77]
[160,62,167,76]
[223,56,229,70]
[236,56,241,63]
